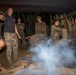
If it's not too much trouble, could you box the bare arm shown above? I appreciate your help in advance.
[0,14,5,20]
[0,11,5,20]
[15,25,21,39]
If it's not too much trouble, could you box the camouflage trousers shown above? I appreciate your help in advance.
[52,33,59,43]
[4,32,18,64]
[52,29,68,43]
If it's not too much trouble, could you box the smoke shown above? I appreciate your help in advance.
[15,39,76,75]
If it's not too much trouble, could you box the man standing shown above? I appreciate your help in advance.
[35,16,47,37]
[4,8,21,65]
[16,18,25,48]
[29,16,47,46]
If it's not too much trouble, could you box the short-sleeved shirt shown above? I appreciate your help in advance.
[4,14,15,33]
[16,23,25,36]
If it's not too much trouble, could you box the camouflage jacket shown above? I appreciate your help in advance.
[35,22,46,36]
[51,25,62,37]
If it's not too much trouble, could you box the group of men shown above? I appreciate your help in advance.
[0,7,76,66]
[35,15,68,43]
[51,20,66,43]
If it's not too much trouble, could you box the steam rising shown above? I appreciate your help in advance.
[15,40,76,75]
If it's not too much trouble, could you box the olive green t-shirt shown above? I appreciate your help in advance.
[16,23,25,36]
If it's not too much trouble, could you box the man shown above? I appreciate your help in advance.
[29,16,47,46]
[51,20,66,43]
[64,13,73,33]
[35,16,47,37]
[59,14,67,29]
[16,18,25,48]
[3,8,21,65]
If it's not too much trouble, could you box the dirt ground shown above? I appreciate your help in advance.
[0,46,30,69]
[0,36,76,74]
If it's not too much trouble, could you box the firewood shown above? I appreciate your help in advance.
[4,66,24,75]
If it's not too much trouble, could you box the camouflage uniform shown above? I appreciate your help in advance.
[16,23,25,38]
[3,13,19,65]
[68,23,73,33]
[51,25,62,42]
[29,21,46,47]
[73,23,76,30]
[60,19,67,29]
[35,22,46,37]
[4,32,18,64]
[16,23,25,48]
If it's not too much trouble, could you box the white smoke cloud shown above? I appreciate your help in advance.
[15,39,76,75]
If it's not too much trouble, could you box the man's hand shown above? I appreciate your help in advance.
[62,29,67,32]
[18,35,21,39]
[20,26,23,29]
[15,25,21,39]
[0,15,4,20]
